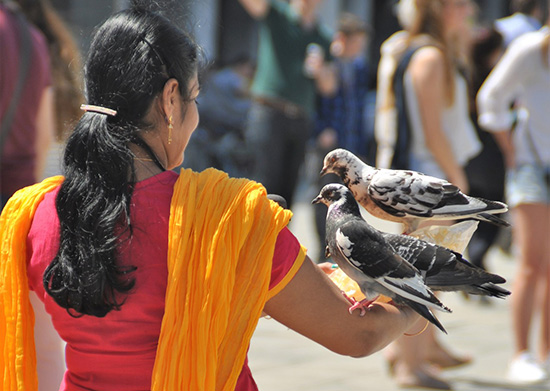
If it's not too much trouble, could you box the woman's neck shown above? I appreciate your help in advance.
[130,142,166,182]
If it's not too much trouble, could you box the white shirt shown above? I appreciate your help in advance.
[477,29,550,166]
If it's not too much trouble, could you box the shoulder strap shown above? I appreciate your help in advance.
[390,45,424,169]
[0,10,33,153]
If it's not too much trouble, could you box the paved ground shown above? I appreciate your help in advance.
[247,183,550,391]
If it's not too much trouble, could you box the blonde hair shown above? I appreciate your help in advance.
[403,0,457,105]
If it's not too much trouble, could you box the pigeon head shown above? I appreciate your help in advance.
[312,183,351,207]
[320,148,366,180]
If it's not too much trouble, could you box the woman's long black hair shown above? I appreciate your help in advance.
[43,7,199,317]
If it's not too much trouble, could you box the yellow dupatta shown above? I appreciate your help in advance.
[151,168,296,390]
[0,175,64,391]
[1,169,299,390]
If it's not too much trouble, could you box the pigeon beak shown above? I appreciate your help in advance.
[320,166,328,176]
[311,195,323,205]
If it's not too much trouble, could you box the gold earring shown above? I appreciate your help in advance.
[168,115,173,144]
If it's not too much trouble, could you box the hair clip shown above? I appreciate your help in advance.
[80,104,117,117]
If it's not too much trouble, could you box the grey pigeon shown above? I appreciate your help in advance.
[312,183,451,333]
[321,148,509,234]
[380,231,511,298]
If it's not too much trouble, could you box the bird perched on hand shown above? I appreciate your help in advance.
[312,183,451,333]
[321,148,509,234]
[379,230,511,298]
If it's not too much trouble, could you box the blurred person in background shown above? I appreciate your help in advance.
[182,54,254,177]
[312,12,373,260]
[238,0,337,209]
[0,0,54,211]
[477,10,550,384]
[15,0,84,179]
[2,1,83,389]
[464,26,506,274]
[375,0,480,388]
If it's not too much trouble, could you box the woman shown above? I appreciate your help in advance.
[0,7,419,391]
[477,20,550,384]
[375,0,480,388]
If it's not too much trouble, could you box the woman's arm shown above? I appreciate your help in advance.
[264,257,419,358]
[476,36,537,168]
[408,47,468,191]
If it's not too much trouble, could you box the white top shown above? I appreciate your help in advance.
[477,29,550,166]
[404,63,481,178]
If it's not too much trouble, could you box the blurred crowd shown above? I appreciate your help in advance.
[1,0,549,390]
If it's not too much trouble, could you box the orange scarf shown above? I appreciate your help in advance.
[1,169,298,390]
[0,175,64,390]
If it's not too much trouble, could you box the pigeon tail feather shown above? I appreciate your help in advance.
[405,300,447,334]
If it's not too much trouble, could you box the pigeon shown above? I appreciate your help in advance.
[379,231,511,298]
[312,183,451,333]
[321,148,510,234]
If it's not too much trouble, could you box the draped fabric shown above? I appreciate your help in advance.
[1,175,63,390]
[1,169,293,391]
[151,168,292,390]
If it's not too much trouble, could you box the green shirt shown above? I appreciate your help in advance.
[251,0,333,115]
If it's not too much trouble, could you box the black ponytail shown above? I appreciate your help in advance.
[43,7,199,317]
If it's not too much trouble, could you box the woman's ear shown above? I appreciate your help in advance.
[160,78,180,119]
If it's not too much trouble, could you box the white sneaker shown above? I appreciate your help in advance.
[507,352,548,384]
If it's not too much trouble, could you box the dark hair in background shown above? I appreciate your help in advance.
[43,7,199,317]
[470,26,503,93]
[510,0,542,14]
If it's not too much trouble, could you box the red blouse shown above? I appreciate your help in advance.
[27,171,302,390]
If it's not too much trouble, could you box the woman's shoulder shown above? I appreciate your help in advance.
[407,45,445,76]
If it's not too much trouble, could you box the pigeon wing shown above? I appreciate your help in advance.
[384,233,509,292]
[368,170,463,217]
[334,220,447,312]
[334,219,417,280]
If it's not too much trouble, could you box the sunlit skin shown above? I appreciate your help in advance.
[132,73,200,180]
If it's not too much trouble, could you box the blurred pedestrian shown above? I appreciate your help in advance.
[9,1,83,389]
[0,7,421,390]
[183,54,254,177]
[239,0,337,208]
[0,0,54,210]
[313,12,372,260]
[495,0,544,47]
[477,15,550,384]
[15,0,84,179]
[464,26,506,272]
[375,0,480,388]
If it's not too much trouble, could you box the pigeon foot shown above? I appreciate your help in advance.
[347,296,378,317]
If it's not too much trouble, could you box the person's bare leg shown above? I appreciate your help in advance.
[511,204,546,356]
[390,322,452,389]
[539,206,550,361]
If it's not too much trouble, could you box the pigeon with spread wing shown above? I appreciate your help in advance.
[321,148,509,234]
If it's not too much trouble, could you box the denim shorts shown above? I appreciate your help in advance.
[506,164,550,207]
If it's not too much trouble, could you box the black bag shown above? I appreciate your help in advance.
[390,46,425,170]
